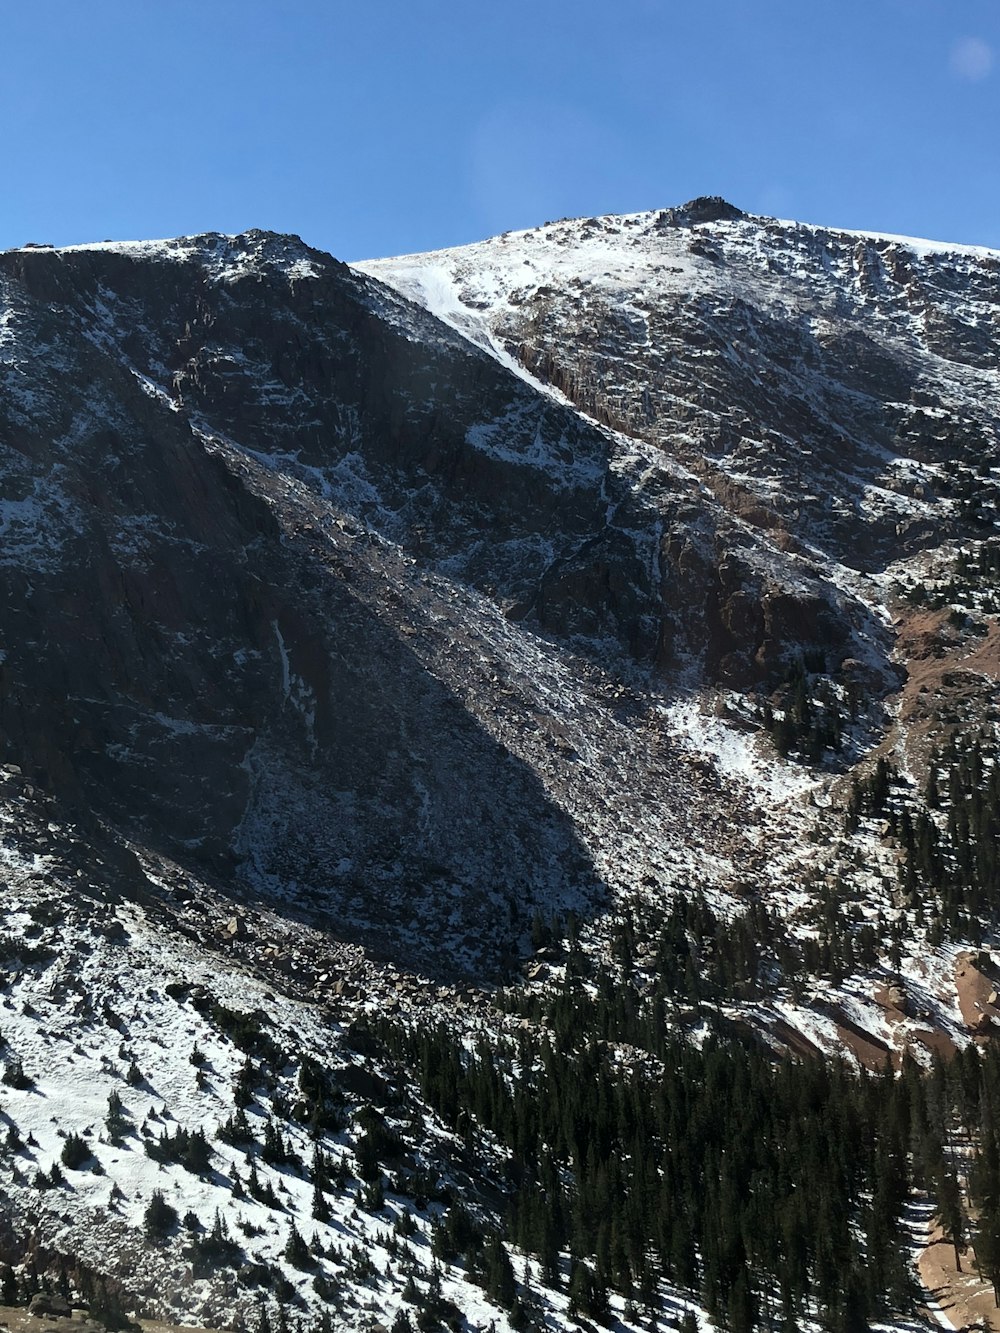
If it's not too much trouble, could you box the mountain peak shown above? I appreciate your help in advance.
[656,194,747,226]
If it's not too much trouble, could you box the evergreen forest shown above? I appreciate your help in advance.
[367,998,1000,1333]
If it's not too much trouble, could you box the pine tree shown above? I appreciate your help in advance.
[312,1183,331,1223]
[975,1207,1000,1304]
[61,1132,91,1169]
[284,1221,313,1270]
[145,1190,178,1240]
[938,1169,966,1272]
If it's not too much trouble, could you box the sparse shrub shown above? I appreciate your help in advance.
[144,1190,178,1240]
[237,1262,273,1289]
[195,997,281,1062]
[60,1132,91,1169]
[355,1106,404,1182]
[106,1090,129,1143]
[312,1183,331,1222]
[234,1055,257,1109]
[2,1058,33,1090]
[363,1176,386,1212]
[218,1108,254,1147]
[144,1125,213,1174]
[313,1272,340,1303]
[432,1204,483,1260]
[185,1211,243,1277]
[346,1243,376,1281]
[260,1117,300,1168]
[247,1160,282,1210]
[298,1054,348,1133]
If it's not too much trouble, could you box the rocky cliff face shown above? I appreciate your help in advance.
[362,200,1000,710]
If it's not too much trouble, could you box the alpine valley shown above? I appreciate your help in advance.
[0,198,999,1333]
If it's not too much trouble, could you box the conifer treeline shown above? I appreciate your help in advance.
[921,735,1000,933]
[762,655,848,763]
[847,732,1000,940]
[369,1009,1000,1333]
[521,894,878,1048]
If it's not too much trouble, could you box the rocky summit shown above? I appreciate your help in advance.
[0,203,998,1330]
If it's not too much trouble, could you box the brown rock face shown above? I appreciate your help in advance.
[657,524,865,688]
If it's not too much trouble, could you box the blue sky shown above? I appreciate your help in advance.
[2,0,998,259]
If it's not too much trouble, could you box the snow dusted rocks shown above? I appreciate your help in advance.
[359,199,1000,572]
[0,203,997,1323]
[0,204,995,987]
[0,216,893,981]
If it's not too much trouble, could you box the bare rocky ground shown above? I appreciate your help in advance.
[918,1222,998,1332]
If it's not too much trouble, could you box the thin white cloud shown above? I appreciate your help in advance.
[467,100,633,237]
[756,185,794,220]
[950,36,994,82]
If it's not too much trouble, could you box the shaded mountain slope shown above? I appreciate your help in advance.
[0,235,637,976]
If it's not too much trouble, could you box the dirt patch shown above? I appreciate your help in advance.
[918,1222,998,1330]
[962,622,1000,681]
[955,952,1000,1040]
[895,610,1000,770]
[909,1028,961,1062]
[896,609,965,665]
[831,1012,894,1071]
[869,984,961,1063]
[875,983,908,1024]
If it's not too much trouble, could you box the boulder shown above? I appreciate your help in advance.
[28,1294,73,1319]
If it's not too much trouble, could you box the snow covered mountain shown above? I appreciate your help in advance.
[0,200,997,1330]
[359,196,999,573]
